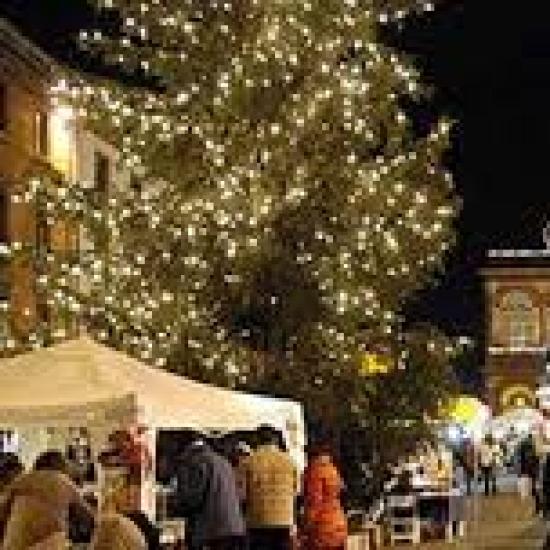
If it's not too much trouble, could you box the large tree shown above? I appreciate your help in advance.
[9,0,458,444]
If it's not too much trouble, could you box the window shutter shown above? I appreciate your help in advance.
[94,151,110,194]
[0,83,7,131]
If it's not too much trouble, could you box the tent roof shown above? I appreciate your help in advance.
[0,337,303,436]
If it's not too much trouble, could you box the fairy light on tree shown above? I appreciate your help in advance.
[3,1,459,451]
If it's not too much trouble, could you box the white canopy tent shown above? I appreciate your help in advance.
[0,337,305,516]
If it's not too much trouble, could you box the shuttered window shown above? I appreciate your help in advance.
[94,151,110,194]
[35,111,48,156]
[0,83,6,131]
[0,191,8,243]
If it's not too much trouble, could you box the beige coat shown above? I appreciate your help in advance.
[92,513,146,550]
[28,532,69,550]
[241,444,298,528]
[0,470,93,550]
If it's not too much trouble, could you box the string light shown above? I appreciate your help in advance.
[2,1,456,412]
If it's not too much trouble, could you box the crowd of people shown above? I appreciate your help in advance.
[0,425,349,550]
[457,430,550,507]
[173,425,348,550]
[458,435,504,497]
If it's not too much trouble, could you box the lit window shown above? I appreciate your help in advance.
[49,106,73,176]
[497,291,539,348]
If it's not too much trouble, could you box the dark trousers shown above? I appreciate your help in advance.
[481,466,497,496]
[197,537,248,550]
[248,528,291,550]
[465,468,474,495]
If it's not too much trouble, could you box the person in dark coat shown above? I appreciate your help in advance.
[519,434,540,503]
[175,435,246,550]
[461,439,477,496]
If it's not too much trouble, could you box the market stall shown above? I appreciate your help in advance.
[488,406,542,441]
[0,336,306,520]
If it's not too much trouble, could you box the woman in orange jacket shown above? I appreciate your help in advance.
[302,444,348,550]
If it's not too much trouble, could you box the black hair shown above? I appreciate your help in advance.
[308,440,334,459]
[34,450,68,473]
[0,452,23,485]
[256,425,277,446]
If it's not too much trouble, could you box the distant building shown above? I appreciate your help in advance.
[0,17,63,338]
[0,18,127,344]
[481,240,550,415]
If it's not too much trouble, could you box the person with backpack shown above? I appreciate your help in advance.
[175,434,246,550]
[518,434,540,503]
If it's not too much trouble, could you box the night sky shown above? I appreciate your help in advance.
[1,0,548,344]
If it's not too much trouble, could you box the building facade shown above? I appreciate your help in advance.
[0,17,135,346]
[482,249,550,415]
[0,18,58,338]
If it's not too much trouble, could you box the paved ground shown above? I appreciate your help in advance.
[415,493,544,549]
[383,479,546,549]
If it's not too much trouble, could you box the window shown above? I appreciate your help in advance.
[36,217,49,255]
[130,172,141,195]
[94,151,110,194]
[35,111,48,156]
[545,308,550,347]
[0,191,9,300]
[0,83,6,131]
[497,291,539,348]
[0,191,8,243]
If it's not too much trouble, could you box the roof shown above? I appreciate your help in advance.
[0,17,57,78]
[482,249,550,271]
[0,337,304,437]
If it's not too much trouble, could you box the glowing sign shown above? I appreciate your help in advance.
[360,352,392,376]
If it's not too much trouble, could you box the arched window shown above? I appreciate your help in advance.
[497,291,539,348]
